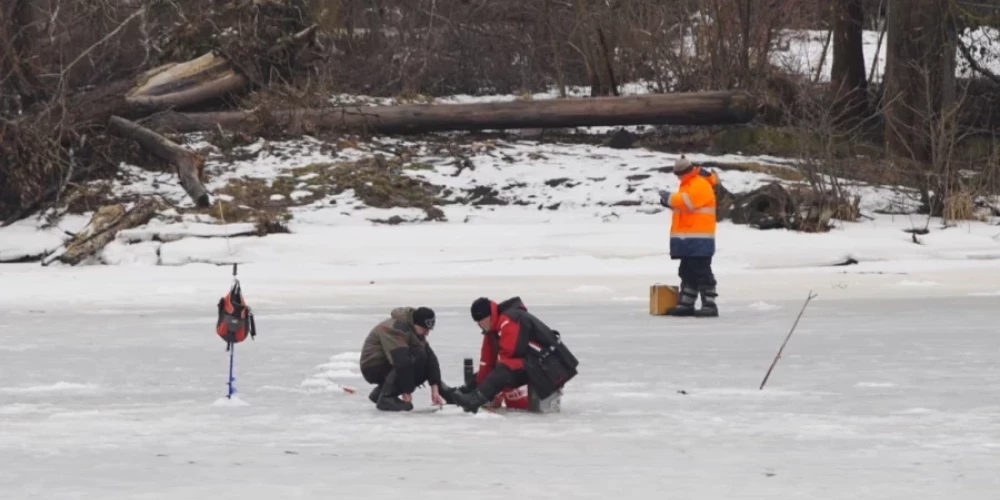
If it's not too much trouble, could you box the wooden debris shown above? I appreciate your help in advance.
[108,116,210,208]
[728,182,859,232]
[49,198,161,266]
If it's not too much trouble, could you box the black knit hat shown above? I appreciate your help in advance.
[412,307,435,330]
[470,297,492,322]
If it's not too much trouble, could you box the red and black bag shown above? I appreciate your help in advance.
[216,280,256,350]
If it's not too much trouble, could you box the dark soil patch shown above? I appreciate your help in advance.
[610,200,642,207]
[544,178,579,188]
[314,157,447,221]
[464,185,508,206]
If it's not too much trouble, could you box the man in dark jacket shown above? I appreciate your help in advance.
[451,296,564,413]
[359,306,446,411]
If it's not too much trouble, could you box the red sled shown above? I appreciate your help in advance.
[216,280,256,350]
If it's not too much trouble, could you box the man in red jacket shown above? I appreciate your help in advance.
[451,296,554,413]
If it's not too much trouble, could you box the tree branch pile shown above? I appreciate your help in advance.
[1,0,320,223]
[725,182,860,232]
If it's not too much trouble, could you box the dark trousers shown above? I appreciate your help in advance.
[477,363,530,401]
[678,257,716,288]
[361,355,429,397]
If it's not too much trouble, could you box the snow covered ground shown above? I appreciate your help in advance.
[1,291,998,499]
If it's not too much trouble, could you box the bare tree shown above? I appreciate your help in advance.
[883,0,957,197]
[830,0,868,123]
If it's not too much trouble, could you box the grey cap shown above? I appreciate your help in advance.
[673,156,693,173]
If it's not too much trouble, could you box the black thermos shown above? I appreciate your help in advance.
[463,357,475,387]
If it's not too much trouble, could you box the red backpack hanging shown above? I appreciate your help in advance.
[216,278,257,350]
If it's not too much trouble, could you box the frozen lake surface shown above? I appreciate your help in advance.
[2,295,997,499]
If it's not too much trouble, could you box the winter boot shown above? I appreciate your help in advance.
[368,384,382,404]
[438,382,460,405]
[376,394,414,412]
[451,389,490,414]
[666,285,698,317]
[374,383,413,412]
[695,286,719,318]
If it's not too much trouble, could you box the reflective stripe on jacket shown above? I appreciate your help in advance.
[668,168,717,257]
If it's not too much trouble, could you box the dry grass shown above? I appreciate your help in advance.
[943,190,976,221]
[187,156,449,227]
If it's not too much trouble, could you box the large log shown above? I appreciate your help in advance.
[43,198,161,266]
[108,116,211,208]
[143,91,758,135]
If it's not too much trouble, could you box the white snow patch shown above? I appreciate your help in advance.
[0,404,51,415]
[472,410,504,419]
[118,222,257,243]
[329,352,361,361]
[613,392,656,399]
[318,369,359,379]
[570,285,615,294]
[300,378,333,388]
[747,301,781,312]
[0,382,99,394]
[100,240,161,266]
[894,407,938,415]
[771,27,1000,83]
[301,352,363,392]
[270,194,286,201]
[211,395,250,406]
[610,296,645,302]
[0,345,36,352]
[290,190,314,200]
[893,280,940,287]
[587,381,649,390]
[0,215,89,262]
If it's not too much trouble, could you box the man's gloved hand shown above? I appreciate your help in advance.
[658,190,672,208]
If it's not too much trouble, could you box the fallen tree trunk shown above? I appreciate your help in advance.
[143,90,759,135]
[108,116,211,208]
[44,198,161,266]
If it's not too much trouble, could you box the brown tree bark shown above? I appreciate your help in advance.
[108,116,211,208]
[143,91,759,135]
[0,0,46,111]
[47,198,161,266]
[830,0,868,123]
[884,0,956,164]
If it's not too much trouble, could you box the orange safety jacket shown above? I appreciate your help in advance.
[667,167,717,257]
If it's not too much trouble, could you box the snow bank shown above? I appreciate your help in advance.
[0,215,90,263]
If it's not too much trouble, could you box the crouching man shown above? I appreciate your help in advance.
[359,306,447,411]
[451,296,578,414]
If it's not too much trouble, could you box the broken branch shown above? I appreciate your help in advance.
[108,115,210,208]
[759,290,819,390]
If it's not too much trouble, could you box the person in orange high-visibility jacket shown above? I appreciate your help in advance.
[658,156,719,317]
